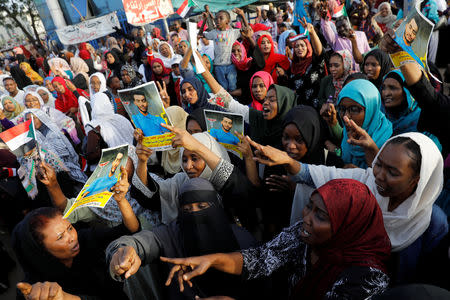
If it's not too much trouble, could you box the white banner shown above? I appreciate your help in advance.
[56,12,121,45]
[122,0,174,26]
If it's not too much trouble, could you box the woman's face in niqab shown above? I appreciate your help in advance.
[182,150,206,178]
[282,124,308,161]
[40,216,80,264]
[182,202,211,213]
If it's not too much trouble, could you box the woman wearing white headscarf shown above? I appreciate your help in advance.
[70,57,90,90]
[88,72,108,96]
[250,132,447,284]
[154,41,182,68]
[160,106,188,176]
[36,86,56,108]
[85,93,134,147]
[48,57,74,79]
[374,2,397,33]
[17,91,80,145]
[20,109,87,185]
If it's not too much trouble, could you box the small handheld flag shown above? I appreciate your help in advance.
[0,119,37,157]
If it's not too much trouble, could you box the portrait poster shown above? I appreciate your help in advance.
[63,145,129,219]
[390,0,434,72]
[118,81,174,150]
[204,109,244,159]
[122,0,174,26]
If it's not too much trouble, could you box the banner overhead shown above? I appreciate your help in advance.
[122,0,174,26]
[55,12,120,45]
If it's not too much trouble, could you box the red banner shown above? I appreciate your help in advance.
[122,0,174,25]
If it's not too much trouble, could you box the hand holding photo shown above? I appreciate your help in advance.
[204,109,244,158]
[118,81,174,150]
[63,144,129,219]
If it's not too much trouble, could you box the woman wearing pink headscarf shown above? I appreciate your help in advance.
[249,71,274,111]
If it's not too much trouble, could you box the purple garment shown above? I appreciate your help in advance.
[320,19,371,71]
[1,118,14,130]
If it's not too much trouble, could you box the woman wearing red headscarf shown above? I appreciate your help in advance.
[159,179,391,299]
[150,58,178,106]
[52,77,89,117]
[278,18,328,109]
[257,34,290,84]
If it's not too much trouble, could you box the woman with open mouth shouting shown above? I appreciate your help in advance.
[245,130,447,285]
[159,179,392,299]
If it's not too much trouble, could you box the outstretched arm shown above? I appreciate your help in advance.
[160,252,243,292]
[38,161,67,212]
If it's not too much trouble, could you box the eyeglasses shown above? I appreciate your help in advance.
[337,105,364,116]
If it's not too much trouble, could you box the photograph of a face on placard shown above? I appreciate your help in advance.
[118,81,174,150]
[391,1,433,71]
[204,110,244,158]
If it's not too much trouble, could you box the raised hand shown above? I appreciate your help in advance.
[17,281,65,300]
[233,8,245,16]
[37,161,58,186]
[240,26,254,40]
[161,123,201,152]
[265,174,295,193]
[0,108,5,120]
[379,28,402,54]
[156,81,170,108]
[111,166,129,203]
[160,256,214,292]
[110,246,142,279]
[320,103,338,126]
[246,136,293,167]
[298,17,314,33]
[235,131,252,159]
[275,66,285,77]
[343,116,377,150]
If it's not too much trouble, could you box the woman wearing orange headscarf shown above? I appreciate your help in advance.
[19,62,43,85]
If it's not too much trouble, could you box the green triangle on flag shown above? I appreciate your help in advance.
[27,118,36,140]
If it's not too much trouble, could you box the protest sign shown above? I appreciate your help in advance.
[63,145,129,219]
[118,81,174,150]
[188,21,206,74]
[55,12,120,45]
[122,0,174,26]
[204,109,244,159]
[390,0,434,72]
